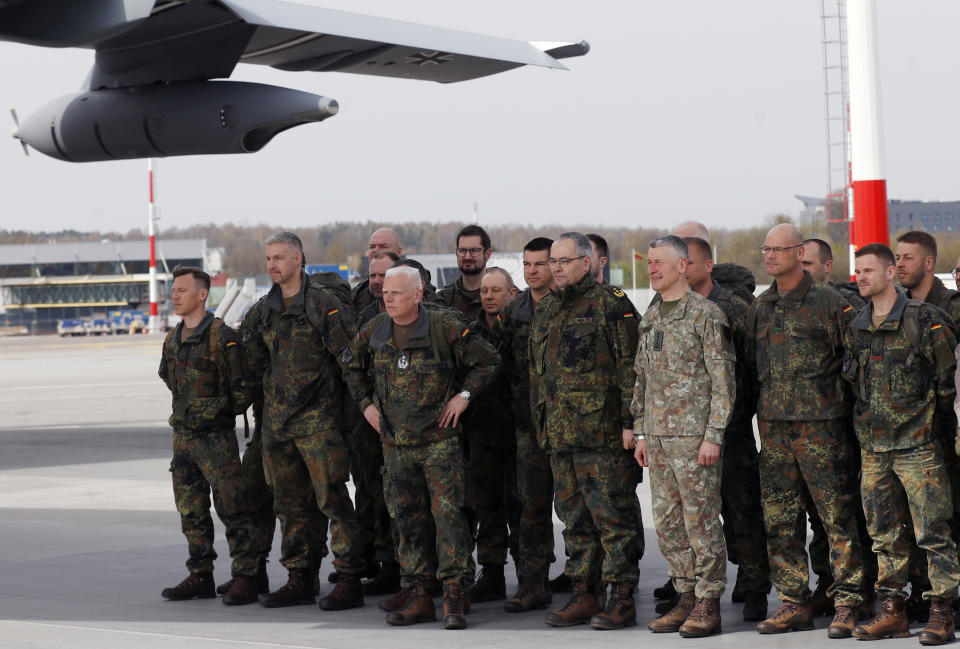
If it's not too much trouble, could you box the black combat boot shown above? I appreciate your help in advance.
[362,561,401,596]
[258,568,315,607]
[468,564,506,602]
[161,572,215,601]
[318,573,364,610]
[549,572,572,593]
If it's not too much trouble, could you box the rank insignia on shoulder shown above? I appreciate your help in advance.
[340,347,353,364]
[241,327,252,343]
[612,287,626,298]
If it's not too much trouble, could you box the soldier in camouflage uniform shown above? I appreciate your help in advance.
[461,268,521,603]
[744,224,866,637]
[634,236,735,638]
[496,237,558,612]
[839,244,960,645]
[684,237,771,622]
[896,230,960,619]
[340,266,501,629]
[437,225,490,322]
[240,232,366,611]
[158,266,259,605]
[352,227,404,315]
[529,232,642,630]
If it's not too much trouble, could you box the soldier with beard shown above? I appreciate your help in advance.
[438,225,491,322]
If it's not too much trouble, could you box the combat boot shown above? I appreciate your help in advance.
[809,577,835,617]
[589,583,636,630]
[505,577,551,613]
[222,575,259,606]
[827,605,857,639]
[362,561,401,596]
[468,564,506,602]
[742,591,768,622]
[386,581,436,626]
[679,596,722,637]
[379,586,411,612]
[731,566,746,603]
[544,582,603,627]
[442,582,468,630]
[852,595,910,640]
[318,572,364,610]
[217,556,269,596]
[258,568,315,608]
[549,572,572,593]
[756,600,814,633]
[648,591,696,633]
[919,597,955,646]
[654,577,677,600]
[161,572,215,601]
[907,586,932,622]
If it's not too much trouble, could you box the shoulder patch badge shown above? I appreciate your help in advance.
[612,287,626,298]
[340,347,353,364]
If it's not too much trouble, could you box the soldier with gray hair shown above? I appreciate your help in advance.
[635,235,735,637]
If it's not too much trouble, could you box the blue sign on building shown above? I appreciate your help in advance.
[305,264,351,281]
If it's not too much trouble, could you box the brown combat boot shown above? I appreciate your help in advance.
[853,595,910,640]
[258,568,315,608]
[544,582,602,627]
[385,581,437,626]
[827,605,857,638]
[648,590,696,633]
[809,577,835,617]
[756,600,814,634]
[379,586,411,612]
[468,564,506,602]
[318,572,364,610]
[218,556,269,595]
[442,582,468,630]
[362,561,401,596]
[505,577,551,613]
[222,574,259,606]
[161,572,215,601]
[679,596,722,637]
[919,597,956,646]
[590,583,636,630]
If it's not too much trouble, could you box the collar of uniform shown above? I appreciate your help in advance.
[854,288,907,331]
[560,271,597,302]
[510,288,535,322]
[264,272,308,313]
[923,276,948,306]
[369,303,431,350]
[176,311,215,343]
[758,270,814,308]
[707,279,723,303]
[656,288,694,324]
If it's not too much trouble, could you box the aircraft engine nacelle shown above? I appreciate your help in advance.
[14,81,339,162]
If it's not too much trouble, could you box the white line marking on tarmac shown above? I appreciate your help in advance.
[6,621,329,648]
[2,381,158,391]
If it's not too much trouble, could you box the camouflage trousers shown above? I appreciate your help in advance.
[861,442,960,600]
[170,429,257,577]
[549,447,641,585]
[242,427,329,565]
[349,420,395,564]
[649,436,727,598]
[465,428,520,568]
[262,424,364,574]
[515,427,556,580]
[720,421,771,594]
[758,419,864,607]
[383,436,472,587]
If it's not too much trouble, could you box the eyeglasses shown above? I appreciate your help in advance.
[760,244,804,255]
[548,256,587,268]
[951,268,960,279]
[455,247,484,257]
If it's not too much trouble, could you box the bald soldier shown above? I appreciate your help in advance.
[745,224,865,638]
[353,228,404,314]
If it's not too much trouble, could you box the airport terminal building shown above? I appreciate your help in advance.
[0,239,222,334]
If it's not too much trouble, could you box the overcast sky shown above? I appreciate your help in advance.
[0,1,958,235]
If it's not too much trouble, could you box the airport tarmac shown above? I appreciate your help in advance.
[0,334,925,648]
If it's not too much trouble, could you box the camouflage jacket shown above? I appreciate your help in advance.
[340,304,501,447]
[529,273,640,452]
[706,280,757,428]
[829,280,868,311]
[496,289,545,434]
[240,273,356,440]
[632,289,735,445]
[841,289,957,452]
[907,276,960,329]
[745,270,855,421]
[461,312,514,445]
[351,279,376,316]
[159,313,252,437]
[438,276,482,322]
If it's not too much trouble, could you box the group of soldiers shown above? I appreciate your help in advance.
[157,219,960,643]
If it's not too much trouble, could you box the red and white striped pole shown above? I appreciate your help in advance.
[148,158,159,333]
[847,0,889,278]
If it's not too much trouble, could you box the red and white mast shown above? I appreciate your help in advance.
[148,158,159,334]
[847,0,889,270]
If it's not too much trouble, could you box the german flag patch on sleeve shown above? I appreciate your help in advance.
[461,328,470,337]
[327,308,339,316]
[842,305,854,313]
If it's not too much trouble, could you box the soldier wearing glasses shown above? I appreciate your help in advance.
[529,232,642,630]
[744,224,866,638]
[438,225,491,322]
